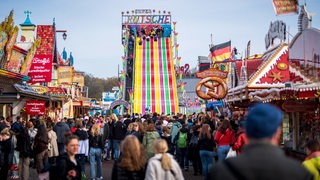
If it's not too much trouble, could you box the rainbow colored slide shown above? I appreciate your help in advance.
[133,37,179,115]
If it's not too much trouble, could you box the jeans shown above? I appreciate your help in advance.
[217,145,230,161]
[75,154,86,172]
[57,142,65,155]
[113,140,121,160]
[199,150,214,177]
[89,148,102,179]
[107,139,113,159]
[178,147,188,169]
[18,156,30,180]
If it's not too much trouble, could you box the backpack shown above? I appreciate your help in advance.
[189,134,198,148]
[177,132,187,148]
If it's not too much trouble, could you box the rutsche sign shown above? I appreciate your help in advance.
[122,15,171,24]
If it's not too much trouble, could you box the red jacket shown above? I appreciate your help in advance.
[214,128,235,146]
[232,130,248,155]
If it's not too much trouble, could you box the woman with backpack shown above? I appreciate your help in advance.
[143,123,160,159]
[198,124,215,177]
[173,124,189,171]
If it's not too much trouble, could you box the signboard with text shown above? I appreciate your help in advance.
[28,25,54,83]
[57,66,74,85]
[272,0,299,15]
[28,54,52,83]
[26,100,46,115]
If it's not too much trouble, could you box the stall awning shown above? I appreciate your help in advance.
[14,83,50,100]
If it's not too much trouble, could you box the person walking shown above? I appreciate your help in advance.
[214,119,235,161]
[143,123,160,159]
[0,128,14,179]
[89,124,104,180]
[145,139,184,180]
[174,124,189,171]
[111,135,146,180]
[231,120,248,155]
[207,103,313,180]
[47,122,59,164]
[73,120,89,173]
[33,124,49,178]
[303,139,320,180]
[198,124,215,177]
[54,134,82,180]
[53,117,71,155]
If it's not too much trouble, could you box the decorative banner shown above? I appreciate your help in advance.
[177,57,181,67]
[57,66,74,85]
[73,73,85,87]
[6,46,27,73]
[26,100,46,115]
[127,89,134,104]
[28,25,54,83]
[0,32,8,63]
[272,0,298,15]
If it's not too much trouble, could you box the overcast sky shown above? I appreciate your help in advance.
[1,0,319,78]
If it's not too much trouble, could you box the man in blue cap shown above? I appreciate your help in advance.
[207,103,313,180]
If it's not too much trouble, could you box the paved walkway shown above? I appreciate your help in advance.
[28,159,204,179]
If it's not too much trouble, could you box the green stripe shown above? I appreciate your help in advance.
[162,38,170,114]
[146,40,151,108]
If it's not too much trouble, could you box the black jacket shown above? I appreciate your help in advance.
[54,153,82,180]
[207,142,313,180]
[74,129,88,140]
[113,121,126,140]
[89,134,104,149]
[108,120,116,139]
[111,159,145,180]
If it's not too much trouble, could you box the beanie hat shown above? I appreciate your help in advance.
[245,103,283,138]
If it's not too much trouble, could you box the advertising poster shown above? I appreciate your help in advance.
[26,100,46,115]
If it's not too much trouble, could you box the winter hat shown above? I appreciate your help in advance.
[245,103,283,139]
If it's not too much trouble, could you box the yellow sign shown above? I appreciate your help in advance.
[63,99,74,118]
[57,66,74,85]
[31,85,48,94]
[73,73,85,87]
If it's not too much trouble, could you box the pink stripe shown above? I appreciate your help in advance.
[142,39,146,113]
[158,38,165,113]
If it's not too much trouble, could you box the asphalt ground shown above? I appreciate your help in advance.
[27,159,204,180]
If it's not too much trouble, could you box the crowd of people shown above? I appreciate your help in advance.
[0,103,319,179]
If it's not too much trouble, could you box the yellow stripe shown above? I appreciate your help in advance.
[134,37,141,113]
[212,52,231,62]
[154,40,161,113]
[169,38,179,113]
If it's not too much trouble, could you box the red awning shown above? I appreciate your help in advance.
[46,87,67,95]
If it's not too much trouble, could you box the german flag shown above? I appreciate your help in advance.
[210,41,231,63]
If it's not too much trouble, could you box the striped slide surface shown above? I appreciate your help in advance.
[133,37,178,115]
